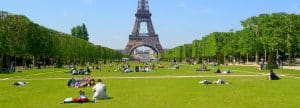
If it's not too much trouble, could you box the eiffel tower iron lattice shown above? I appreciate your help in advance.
[124,0,163,55]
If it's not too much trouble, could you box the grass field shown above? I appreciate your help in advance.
[1,62,300,108]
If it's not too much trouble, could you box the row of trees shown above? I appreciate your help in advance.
[160,44,192,62]
[160,13,300,69]
[0,11,123,71]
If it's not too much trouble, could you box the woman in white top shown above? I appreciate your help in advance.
[92,79,108,103]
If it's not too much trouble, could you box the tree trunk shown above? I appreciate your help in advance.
[0,54,8,72]
[267,51,278,69]
[288,51,292,66]
[246,53,249,64]
[264,50,267,63]
[255,51,259,65]
[32,56,36,68]
[22,56,25,68]
[224,55,226,65]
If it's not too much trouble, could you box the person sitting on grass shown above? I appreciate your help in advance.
[215,68,221,73]
[72,69,79,75]
[78,69,85,75]
[135,66,140,72]
[67,78,76,87]
[86,67,91,74]
[92,79,108,103]
[269,69,280,80]
[158,63,164,68]
[145,66,151,72]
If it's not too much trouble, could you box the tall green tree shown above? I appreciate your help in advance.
[71,23,89,41]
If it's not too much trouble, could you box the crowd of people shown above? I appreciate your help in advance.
[67,67,91,75]
[105,62,164,73]
[11,60,284,105]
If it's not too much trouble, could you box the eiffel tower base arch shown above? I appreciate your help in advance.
[124,36,163,55]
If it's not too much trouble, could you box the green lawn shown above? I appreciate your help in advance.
[0,63,300,108]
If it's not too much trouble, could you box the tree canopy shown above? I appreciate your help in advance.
[0,11,123,71]
[71,23,89,41]
[160,12,300,68]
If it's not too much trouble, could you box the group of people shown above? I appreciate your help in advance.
[68,67,91,75]
[133,62,156,72]
[67,77,96,88]
[134,66,152,72]
[196,65,210,71]
[199,79,230,85]
[63,79,108,103]
[109,62,159,73]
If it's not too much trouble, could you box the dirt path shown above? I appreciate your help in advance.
[283,66,300,70]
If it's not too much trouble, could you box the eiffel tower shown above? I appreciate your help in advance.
[124,0,163,55]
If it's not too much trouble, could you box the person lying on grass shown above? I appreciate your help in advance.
[199,80,212,85]
[13,81,29,86]
[213,79,230,84]
[269,69,280,80]
[62,90,89,103]
[92,79,108,103]
[67,77,95,88]
[222,69,232,74]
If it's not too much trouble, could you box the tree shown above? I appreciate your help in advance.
[71,23,89,41]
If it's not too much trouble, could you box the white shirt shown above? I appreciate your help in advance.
[92,82,107,99]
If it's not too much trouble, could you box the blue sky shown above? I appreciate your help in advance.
[1,0,300,49]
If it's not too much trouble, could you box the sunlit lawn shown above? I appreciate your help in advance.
[0,62,300,108]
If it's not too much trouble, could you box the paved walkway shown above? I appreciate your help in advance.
[233,63,300,70]
[282,66,300,70]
